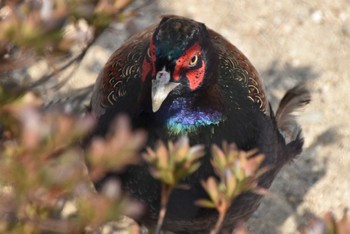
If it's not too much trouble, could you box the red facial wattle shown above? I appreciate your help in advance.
[142,41,205,91]
[173,43,205,90]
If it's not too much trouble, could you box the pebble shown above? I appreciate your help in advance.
[311,10,323,24]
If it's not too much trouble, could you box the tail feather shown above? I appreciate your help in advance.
[276,83,311,143]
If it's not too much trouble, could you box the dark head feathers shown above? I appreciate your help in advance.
[153,16,208,60]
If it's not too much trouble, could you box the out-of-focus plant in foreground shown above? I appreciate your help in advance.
[196,143,268,234]
[300,210,350,234]
[0,0,135,72]
[143,137,205,234]
[0,86,143,233]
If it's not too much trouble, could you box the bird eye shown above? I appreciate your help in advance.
[189,54,198,67]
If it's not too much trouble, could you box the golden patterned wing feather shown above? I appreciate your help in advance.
[209,29,267,113]
[90,25,156,117]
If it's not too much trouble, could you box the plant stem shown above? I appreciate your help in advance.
[154,184,172,234]
[210,210,227,234]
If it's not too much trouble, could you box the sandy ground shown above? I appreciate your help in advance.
[43,1,350,233]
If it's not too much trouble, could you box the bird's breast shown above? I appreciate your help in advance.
[157,97,225,136]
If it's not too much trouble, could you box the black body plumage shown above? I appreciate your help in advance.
[89,16,310,233]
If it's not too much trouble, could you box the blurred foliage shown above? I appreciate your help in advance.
[0,0,132,54]
[0,0,138,88]
[144,137,205,187]
[196,143,267,234]
[87,116,146,182]
[0,85,143,233]
[300,210,350,234]
[143,137,205,233]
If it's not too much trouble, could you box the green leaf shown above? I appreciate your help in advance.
[187,162,201,175]
[195,199,216,209]
[202,177,219,203]
[212,144,226,170]
[225,169,237,198]
[162,171,174,185]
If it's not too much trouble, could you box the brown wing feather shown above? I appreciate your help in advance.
[209,29,267,113]
[90,25,157,117]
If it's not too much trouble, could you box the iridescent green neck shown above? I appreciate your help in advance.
[162,97,224,135]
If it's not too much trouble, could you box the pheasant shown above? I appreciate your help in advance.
[89,15,310,233]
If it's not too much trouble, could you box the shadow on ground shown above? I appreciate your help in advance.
[247,61,337,233]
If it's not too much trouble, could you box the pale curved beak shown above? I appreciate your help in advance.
[151,68,180,112]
